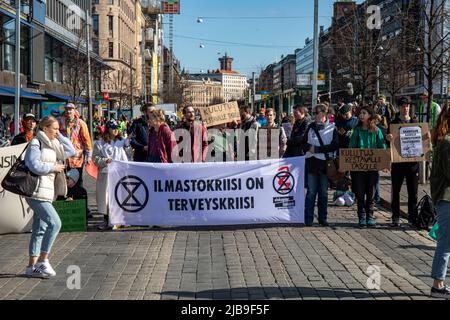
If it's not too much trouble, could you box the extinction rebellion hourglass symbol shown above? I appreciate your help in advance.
[272,166,295,195]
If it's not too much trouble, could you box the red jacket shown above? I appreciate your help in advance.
[148,124,177,163]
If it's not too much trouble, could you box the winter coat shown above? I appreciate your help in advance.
[284,118,309,157]
[25,130,75,202]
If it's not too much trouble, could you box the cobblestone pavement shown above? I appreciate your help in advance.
[378,172,430,218]
[0,174,439,300]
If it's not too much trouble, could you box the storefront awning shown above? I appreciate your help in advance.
[0,86,47,100]
[46,92,105,105]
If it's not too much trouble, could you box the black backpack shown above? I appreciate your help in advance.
[415,193,436,230]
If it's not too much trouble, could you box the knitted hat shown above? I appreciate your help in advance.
[65,103,76,109]
[339,104,352,114]
[66,169,80,185]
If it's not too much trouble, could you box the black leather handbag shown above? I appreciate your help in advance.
[1,143,39,197]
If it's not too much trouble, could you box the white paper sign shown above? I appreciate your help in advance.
[0,143,33,235]
[400,126,423,158]
[108,157,305,226]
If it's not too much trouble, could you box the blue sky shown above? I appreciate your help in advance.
[165,0,339,77]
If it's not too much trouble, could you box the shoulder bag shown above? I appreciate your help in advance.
[1,142,39,197]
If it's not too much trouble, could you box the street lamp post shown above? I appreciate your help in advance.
[86,9,93,142]
[14,0,21,136]
[312,0,319,107]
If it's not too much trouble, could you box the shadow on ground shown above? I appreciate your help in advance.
[158,286,429,300]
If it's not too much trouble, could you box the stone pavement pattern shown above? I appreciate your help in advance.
[0,174,439,300]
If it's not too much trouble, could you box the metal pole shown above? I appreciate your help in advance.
[142,27,147,103]
[328,70,331,104]
[14,0,21,136]
[86,9,93,141]
[252,72,255,113]
[376,65,380,97]
[312,0,319,107]
[130,52,133,111]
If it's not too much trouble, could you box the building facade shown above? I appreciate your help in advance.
[206,54,248,102]
[94,0,144,111]
[182,74,223,109]
[0,0,107,126]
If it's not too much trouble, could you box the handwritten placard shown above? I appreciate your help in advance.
[390,123,431,163]
[199,101,240,128]
[339,149,391,171]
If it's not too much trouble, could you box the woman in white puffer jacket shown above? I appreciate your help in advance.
[24,116,75,278]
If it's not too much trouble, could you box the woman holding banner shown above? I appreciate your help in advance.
[348,106,387,228]
[24,116,75,278]
[302,104,339,227]
[94,120,130,231]
[429,103,450,299]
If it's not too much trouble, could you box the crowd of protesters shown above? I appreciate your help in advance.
[3,94,450,299]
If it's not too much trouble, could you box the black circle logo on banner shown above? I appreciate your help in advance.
[114,175,149,213]
[273,171,295,195]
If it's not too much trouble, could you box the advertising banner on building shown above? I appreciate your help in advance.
[108,157,305,226]
[0,143,33,234]
[41,102,66,119]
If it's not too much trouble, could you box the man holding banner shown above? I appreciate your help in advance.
[386,97,430,227]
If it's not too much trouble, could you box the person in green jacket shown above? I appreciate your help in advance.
[430,102,450,299]
[349,106,387,228]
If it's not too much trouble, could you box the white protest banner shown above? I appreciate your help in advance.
[108,157,305,226]
[199,101,240,128]
[0,143,33,235]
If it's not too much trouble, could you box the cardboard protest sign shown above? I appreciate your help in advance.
[390,123,431,163]
[339,149,391,171]
[199,101,240,127]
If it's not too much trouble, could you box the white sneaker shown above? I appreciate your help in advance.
[34,260,56,277]
[343,193,354,206]
[334,196,345,206]
[25,265,50,279]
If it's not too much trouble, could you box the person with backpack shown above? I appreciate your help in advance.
[385,97,423,227]
[349,106,387,228]
[429,103,450,299]
[301,103,339,227]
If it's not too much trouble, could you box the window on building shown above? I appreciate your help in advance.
[93,40,99,54]
[45,57,53,81]
[108,15,113,36]
[93,14,99,36]
[109,42,114,58]
[53,60,62,83]
[2,18,15,71]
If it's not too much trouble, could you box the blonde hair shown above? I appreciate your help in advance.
[39,116,58,130]
[148,109,166,124]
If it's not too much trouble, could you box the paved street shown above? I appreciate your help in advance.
[0,174,439,300]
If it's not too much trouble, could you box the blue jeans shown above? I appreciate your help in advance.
[305,172,328,224]
[26,198,61,257]
[374,182,380,202]
[431,200,450,280]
